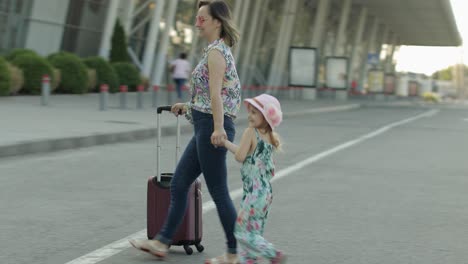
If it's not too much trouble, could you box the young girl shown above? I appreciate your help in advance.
[221,93,287,264]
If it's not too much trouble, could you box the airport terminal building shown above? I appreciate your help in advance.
[0,0,461,97]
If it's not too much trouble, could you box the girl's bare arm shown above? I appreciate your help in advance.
[223,127,254,163]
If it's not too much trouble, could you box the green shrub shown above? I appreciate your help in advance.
[0,57,11,96]
[51,68,61,92]
[7,62,24,94]
[83,56,119,92]
[5,49,38,61]
[86,69,97,92]
[112,62,141,91]
[11,54,54,95]
[110,19,130,63]
[48,51,89,94]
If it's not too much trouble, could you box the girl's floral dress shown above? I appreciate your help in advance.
[234,129,278,263]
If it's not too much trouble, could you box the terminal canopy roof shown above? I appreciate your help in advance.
[352,0,461,46]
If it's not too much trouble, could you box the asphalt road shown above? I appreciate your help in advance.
[1,106,468,264]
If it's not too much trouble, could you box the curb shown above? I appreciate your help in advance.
[0,104,361,159]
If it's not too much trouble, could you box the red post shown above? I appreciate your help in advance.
[119,85,127,109]
[41,75,51,106]
[42,75,50,83]
[152,85,159,107]
[100,84,109,92]
[99,84,108,111]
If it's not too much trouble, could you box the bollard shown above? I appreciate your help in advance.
[120,85,128,109]
[41,75,50,106]
[152,85,159,107]
[99,84,109,111]
[137,85,144,109]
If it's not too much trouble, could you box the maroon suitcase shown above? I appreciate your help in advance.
[147,106,203,255]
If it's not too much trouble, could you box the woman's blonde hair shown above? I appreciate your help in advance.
[198,0,240,47]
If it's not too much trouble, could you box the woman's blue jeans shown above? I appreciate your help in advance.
[156,109,237,254]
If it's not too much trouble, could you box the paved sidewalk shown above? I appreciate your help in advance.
[0,92,361,158]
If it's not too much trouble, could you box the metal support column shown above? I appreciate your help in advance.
[99,0,121,59]
[152,0,179,85]
[123,0,136,34]
[376,25,389,60]
[358,17,379,91]
[233,0,251,61]
[274,0,299,88]
[385,34,398,73]
[348,6,367,85]
[266,0,299,89]
[142,0,166,78]
[246,0,270,86]
[266,0,290,87]
[310,0,331,48]
[334,0,352,56]
[233,0,244,24]
[368,18,380,53]
[239,0,263,84]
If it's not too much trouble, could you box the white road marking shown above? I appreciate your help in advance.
[64,109,438,264]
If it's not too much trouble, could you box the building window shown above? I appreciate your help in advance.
[0,0,32,53]
[61,0,108,57]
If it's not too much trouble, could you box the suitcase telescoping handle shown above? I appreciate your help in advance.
[156,105,181,182]
[157,106,172,114]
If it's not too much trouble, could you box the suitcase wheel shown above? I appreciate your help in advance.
[183,245,193,255]
[195,243,204,253]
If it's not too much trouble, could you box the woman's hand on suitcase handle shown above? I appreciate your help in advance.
[171,103,186,116]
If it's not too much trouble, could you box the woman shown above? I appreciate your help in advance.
[170,52,191,100]
[130,1,241,263]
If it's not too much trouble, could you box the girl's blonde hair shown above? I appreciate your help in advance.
[198,0,240,47]
[266,125,282,151]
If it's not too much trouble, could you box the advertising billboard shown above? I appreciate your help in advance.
[288,47,318,87]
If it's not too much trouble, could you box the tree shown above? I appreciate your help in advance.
[110,19,130,63]
[432,65,468,81]
[432,66,453,80]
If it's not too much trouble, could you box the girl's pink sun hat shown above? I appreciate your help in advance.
[244,93,283,130]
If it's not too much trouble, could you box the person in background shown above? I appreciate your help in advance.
[170,52,191,100]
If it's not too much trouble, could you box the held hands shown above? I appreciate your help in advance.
[171,103,186,116]
[211,128,227,148]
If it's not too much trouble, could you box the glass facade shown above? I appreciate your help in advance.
[0,0,32,54]
[0,0,380,88]
[61,0,108,57]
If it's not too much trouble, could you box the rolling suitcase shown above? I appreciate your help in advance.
[147,105,204,255]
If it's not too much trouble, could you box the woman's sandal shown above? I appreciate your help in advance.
[129,239,168,258]
[205,254,239,264]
